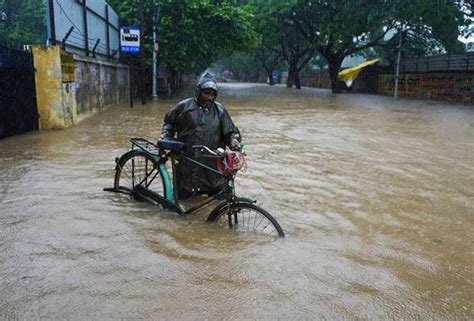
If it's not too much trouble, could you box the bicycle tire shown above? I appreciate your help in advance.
[207,197,255,219]
[207,202,284,237]
[114,150,167,199]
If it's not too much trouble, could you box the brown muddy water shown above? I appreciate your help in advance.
[0,83,472,319]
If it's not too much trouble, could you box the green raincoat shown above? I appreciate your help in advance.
[160,78,240,198]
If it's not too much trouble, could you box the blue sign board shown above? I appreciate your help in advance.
[120,26,140,54]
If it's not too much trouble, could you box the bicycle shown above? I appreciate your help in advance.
[105,138,285,237]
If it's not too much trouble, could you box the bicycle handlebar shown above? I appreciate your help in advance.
[157,139,240,157]
[191,145,225,157]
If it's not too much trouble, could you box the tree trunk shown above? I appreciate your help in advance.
[294,70,301,89]
[327,57,344,93]
[267,69,274,85]
[170,70,178,89]
[287,63,297,88]
[253,70,260,83]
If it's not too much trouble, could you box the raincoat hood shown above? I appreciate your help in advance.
[195,75,218,101]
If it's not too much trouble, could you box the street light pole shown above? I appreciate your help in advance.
[151,0,158,99]
[394,28,403,99]
[139,0,146,105]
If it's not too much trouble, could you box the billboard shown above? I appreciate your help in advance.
[45,0,120,59]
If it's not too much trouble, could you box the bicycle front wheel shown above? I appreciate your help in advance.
[207,202,284,237]
[114,150,166,198]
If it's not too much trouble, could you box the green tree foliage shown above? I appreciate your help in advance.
[107,0,153,66]
[402,0,470,52]
[111,0,471,93]
[252,1,313,88]
[291,0,470,92]
[212,52,264,82]
[254,46,283,85]
[0,0,46,48]
[109,0,259,86]
[374,0,471,61]
[159,1,258,74]
[249,1,283,85]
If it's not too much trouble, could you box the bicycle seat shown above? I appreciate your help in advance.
[158,139,185,152]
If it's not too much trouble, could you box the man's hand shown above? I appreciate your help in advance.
[230,138,240,151]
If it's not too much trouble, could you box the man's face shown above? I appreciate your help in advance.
[198,89,216,108]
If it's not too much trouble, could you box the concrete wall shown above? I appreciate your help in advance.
[300,68,474,104]
[378,73,474,103]
[32,46,74,129]
[74,56,129,122]
[32,45,129,129]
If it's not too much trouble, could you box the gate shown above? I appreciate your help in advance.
[0,45,39,139]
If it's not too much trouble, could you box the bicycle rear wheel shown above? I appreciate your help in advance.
[114,150,166,198]
[207,202,284,237]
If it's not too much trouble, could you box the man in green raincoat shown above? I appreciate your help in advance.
[160,75,241,199]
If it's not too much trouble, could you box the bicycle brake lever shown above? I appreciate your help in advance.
[216,148,225,156]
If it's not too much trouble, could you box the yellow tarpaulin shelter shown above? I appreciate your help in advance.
[338,59,380,87]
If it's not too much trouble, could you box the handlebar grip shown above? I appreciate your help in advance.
[191,145,220,156]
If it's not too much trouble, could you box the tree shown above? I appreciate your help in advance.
[212,52,264,82]
[278,13,314,89]
[109,0,259,88]
[0,0,46,48]
[377,0,469,61]
[251,1,314,88]
[291,0,470,93]
[255,46,282,85]
[250,2,283,85]
[160,1,258,81]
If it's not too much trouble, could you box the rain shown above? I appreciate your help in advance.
[1,1,473,319]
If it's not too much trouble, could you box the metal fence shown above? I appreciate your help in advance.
[398,52,474,73]
[0,45,38,139]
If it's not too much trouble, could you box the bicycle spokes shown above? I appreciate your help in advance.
[110,138,284,237]
[121,156,158,189]
[220,204,283,237]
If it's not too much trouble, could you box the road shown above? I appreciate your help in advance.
[1,83,472,319]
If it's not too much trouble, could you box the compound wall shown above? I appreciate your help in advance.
[378,73,474,103]
[74,55,129,122]
[32,45,129,130]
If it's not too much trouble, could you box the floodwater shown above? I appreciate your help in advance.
[0,83,472,319]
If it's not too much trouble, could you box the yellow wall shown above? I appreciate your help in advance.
[31,46,78,129]
[31,45,129,130]
[378,73,474,103]
[32,46,64,129]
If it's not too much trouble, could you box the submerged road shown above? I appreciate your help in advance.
[1,83,473,319]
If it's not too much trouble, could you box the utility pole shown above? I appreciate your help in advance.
[139,0,146,105]
[47,0,56,45]
[394,28,403,99]
[82,0,89,56]
[151,0,158,99]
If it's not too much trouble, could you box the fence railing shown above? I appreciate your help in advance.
[0,45,39,138]
[398,52,474,73]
